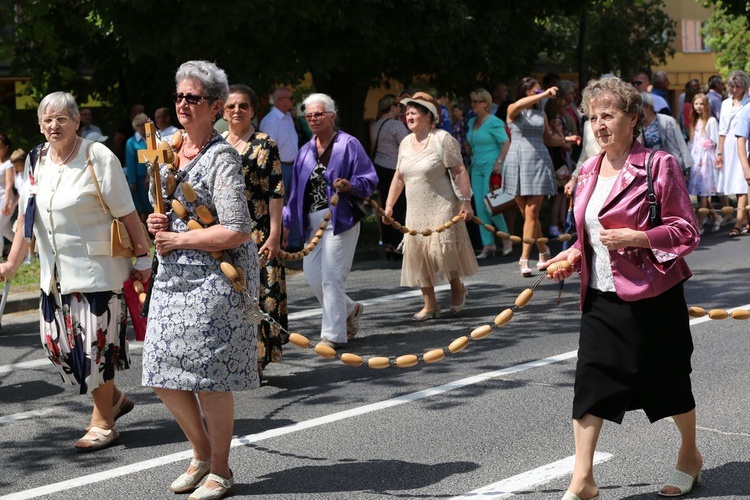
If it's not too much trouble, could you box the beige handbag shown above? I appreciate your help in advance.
[86,144,142,257]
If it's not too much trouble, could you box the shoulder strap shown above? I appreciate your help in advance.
[86,143,110,217]
[646,150,659,227]
[432,129,448,168]
[371,119,389,158]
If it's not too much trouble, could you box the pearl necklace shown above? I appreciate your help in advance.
[183,131,216,160]
[231,126,254,149]
[57,137,80,165]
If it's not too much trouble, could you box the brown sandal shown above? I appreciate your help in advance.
[729,227,741,237]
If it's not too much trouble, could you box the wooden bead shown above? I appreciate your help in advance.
[330,193,339,206]
[494,308,514,328]
[170,131,183,149]
[444,221,453,229]
[138,292,147,304]
[237,267,246,287]
[731,309,750,320]
[697,208,710,216]
[195,205,214,224]
[515,288,534,308]
[483,223,495,233]
[232,280,244,292]
[323,211,332,221]
[368,198,378,208]
[471,216,483,225]
[289,333,310,348]
[423,348,445,363]
[721,206,734,215]
[470,325,493,340]
[392,221,402,230]
[314,342,337,359]
[376,207,386,216]
[278,250,288,259]
[310,237,320,246]
[448,336,469,353]
[452,215,462,223]
[302,247,311,256]
[510,235,522,244]
[382,216,393,224]
[340,353,363,366]
[558,234,572,242]
[408,229,417,236]
[546,260,572,275]
[537,237,549,245]
[395,354,419,368]
[165,173,177,195]
[400,226,410,234]
[496,231,509,240]
[708,309,729,320]
[687,306,706,318]
[210,251,223,259]
[171,199,188,219]
[220,261,238,281]
[319,220,328,230]
[182,182,198,203]
[186,219,203,231]
[368,357,391,369]
[315,229,324,239]
[522,237,536,244]
[172,155,180,168]
[421,228,432,236]
[435,225,446,232]
[133,280,144,294]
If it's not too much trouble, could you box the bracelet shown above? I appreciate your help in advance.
[134,256,152,271]
[458,196,472,202]
[136,252,149,258]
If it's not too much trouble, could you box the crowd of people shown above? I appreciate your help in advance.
[1,62,749,500]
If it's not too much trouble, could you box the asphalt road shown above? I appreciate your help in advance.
[0,229,749,500]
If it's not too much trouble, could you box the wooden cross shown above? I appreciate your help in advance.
[137,122,170,214]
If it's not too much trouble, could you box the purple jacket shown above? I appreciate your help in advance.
[282,131,378,236]
[572,141,699,306]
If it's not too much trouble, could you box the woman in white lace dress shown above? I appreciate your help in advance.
[384,92,477,321]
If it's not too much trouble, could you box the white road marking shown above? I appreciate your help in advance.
[0,343,143,374]
[449,452,613,499]
[0,350,578,500]
[0,408,55,425]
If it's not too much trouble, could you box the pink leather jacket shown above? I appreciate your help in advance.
[572,141,699,307]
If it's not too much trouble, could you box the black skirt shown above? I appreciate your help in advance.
[573,283,695,424]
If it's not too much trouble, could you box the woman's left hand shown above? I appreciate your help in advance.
[333,178,352,192]
[153,231,183,255]
[259,237,280,260]
[599,228,646,250]
[460,201,474,221]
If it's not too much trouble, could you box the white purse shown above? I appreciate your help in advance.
[483,189,516,216]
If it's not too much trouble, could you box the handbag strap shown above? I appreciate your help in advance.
[646,150,658,227]
[371,119,389,159]
[86,143,111,218]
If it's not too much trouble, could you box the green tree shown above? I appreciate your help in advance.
[703,2,750,74]
[544,0,676,87]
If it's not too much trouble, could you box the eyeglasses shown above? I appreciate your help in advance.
[277,96,293,101]
[470,99,485,104]
[225,103,251,111]
[631,80,643,86]
[305,111,332,120]
[41,116,71,127]
[173,93,214,105]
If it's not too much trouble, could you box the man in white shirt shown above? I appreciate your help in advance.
[79,108,103,138]
[154,107,179,142]
[260,87,301,248]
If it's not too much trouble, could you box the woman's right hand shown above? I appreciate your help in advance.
[147,213,169,235]
[0,262,17,282]
[542,248,581,282]
[563,178,577,196]
[382,206,393,224]
[716,154,723,169]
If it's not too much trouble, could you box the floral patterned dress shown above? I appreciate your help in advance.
[142,140,259,392]
[233,130,288,369]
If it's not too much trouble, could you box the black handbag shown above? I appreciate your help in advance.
[646,150,661,228]
[347,195,374,222]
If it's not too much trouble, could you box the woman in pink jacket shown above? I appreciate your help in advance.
[545,77,702,500]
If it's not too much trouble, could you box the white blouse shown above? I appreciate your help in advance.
[584,173,619,292]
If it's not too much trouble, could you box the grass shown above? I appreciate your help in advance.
[9,258,41,293]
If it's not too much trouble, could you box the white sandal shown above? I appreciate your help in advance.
[170,458,212,493]
[658,469,702,497]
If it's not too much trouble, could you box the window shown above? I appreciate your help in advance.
[682,20,710,53]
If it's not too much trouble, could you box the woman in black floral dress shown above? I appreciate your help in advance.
[223,84,288,376]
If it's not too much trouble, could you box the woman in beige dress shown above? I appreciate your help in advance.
[384,92,477,320]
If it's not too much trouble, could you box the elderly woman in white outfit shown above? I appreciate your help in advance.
[0,92,151,452]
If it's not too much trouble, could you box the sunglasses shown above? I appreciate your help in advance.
[225,103,251,111]
[173,93,215,105]
[305,111,332,120]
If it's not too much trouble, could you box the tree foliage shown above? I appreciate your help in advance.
[544,0,676,85]
[703,2,750,74]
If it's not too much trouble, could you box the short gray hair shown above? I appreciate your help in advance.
[175,60,229,104]
[727,70,750,94]
[303,93,337,114]
[581,77,644,140]
[37,91,79,122]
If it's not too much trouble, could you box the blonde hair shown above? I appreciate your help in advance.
[690,93,711,141]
